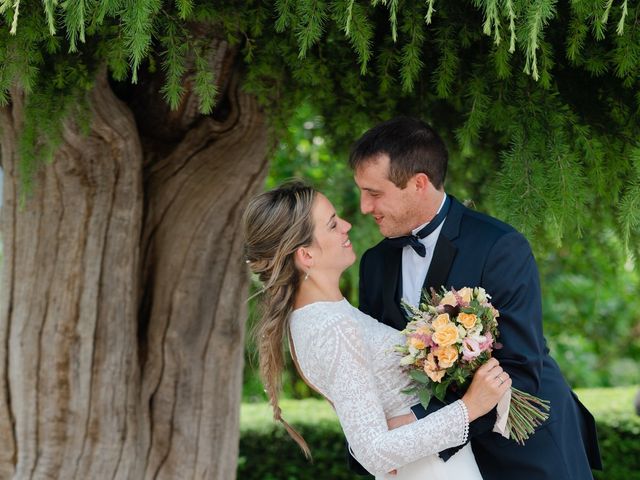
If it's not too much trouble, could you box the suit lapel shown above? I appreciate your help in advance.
[381,196,465,328]
[382,247,407,330]
[423,196,464,296]
[423,235,457,295]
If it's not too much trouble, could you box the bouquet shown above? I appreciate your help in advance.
[395,286,550,445]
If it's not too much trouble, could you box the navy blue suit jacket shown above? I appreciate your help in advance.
[352,197,601,479]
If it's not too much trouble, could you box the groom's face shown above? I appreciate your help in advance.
[354,154,422,237]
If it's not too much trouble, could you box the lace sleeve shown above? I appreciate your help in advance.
[310,314,469,476]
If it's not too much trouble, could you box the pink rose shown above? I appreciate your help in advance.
[479,332,494,352]
[462,338,481,361]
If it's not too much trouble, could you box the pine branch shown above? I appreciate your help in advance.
[62,0,87,52]
[93,0,121,25]
[193,44,218,114]
[493,39,513,78]
[343,0,354,35]
[572,123,606,196]
[175,0,193,20]
[376,43,396,94]
[425,0,435,24]
[122,0,162,83]
[159,20,187,110]
[566,12,587,63]
[612,24,639,80]
[432,26,458,98]
[344,1,373,74]
[456,74,490,153]
[399,8,425,92]
[388,0,398,41]
[474,0,501,45]
[616,0,627,35]
[494,124,548,237]
[42,0,58,35]
[618,147,640,249]
[593,0,613,40]
[275,0,295,32]
[522,0,556,81]
[295,0,327,59]
[9,0,20,34]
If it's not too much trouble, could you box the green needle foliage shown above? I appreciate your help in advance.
[0,0,638,255]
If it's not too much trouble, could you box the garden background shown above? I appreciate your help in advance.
[240,105,640,480]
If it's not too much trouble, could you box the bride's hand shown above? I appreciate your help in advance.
[461,357,511,422]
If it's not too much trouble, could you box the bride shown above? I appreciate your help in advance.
[243,181,511,479]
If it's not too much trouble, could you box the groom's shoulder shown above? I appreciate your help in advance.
[457,202,520,240]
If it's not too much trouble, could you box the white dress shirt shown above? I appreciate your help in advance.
[402,194,448,307]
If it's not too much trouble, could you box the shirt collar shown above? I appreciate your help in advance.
[412,193,448,236]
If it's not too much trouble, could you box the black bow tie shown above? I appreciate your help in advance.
[384,196,451,257]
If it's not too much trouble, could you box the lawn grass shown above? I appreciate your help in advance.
[239,386,640,480]
[574,385,638,417]
[241,385,639,432]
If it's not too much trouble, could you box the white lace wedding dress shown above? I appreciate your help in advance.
[289,299,483,480]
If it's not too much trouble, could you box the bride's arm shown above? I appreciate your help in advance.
[387,412,416,430]
[313,314,470,476]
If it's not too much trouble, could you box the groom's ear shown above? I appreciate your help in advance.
[413,172,432,192]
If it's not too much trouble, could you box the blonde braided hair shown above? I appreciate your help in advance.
[242,181,316,458]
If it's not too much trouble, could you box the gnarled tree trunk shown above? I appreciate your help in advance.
[0,44,268,478]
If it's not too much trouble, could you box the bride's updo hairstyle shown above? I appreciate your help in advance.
[242,180,316,457]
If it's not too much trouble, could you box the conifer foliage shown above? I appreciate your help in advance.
[0,2,638,478]
[0,0,638,246]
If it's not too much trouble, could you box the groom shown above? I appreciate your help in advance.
[347,117,601,479]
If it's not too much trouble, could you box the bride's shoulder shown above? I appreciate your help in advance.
[290,299,366,334]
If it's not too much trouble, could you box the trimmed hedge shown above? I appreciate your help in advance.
[239,388,640,479]
[575,387,640,480]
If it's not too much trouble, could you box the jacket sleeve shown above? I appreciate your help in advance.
[482,230,545,394]
[444,230,544,439]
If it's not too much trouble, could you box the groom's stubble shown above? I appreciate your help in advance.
[354,155,442,238]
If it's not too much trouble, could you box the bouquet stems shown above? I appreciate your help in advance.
[507,387,551,445]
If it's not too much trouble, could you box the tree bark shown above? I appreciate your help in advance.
[0,53,268,478]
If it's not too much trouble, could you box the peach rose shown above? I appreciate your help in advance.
[423,353,446,383]
[435,345,459,368]
[431,324,459,347]
[426,368,446,383]
[432,313,451,330]
[458,312,478,329]
[458,287,473,304]
[424,352,438,370]
[439,291,457,307]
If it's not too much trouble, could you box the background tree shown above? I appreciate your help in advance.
[0,1,638,478]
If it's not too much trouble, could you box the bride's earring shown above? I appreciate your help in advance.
[304,270,310,281]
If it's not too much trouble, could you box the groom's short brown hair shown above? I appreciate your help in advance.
[349,117,448,189]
